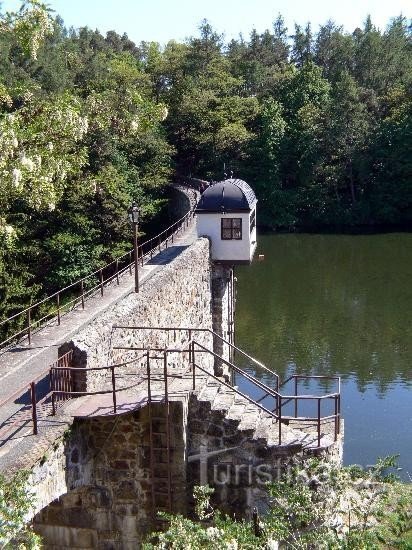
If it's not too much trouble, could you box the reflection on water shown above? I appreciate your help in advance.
[235,233,412,478]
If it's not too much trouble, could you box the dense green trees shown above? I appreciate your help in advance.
[144,14,411,231]
[0,2,410,330]
[150,15,410,229]
[0,1,172,332]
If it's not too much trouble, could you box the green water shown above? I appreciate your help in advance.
[235,233,412,478]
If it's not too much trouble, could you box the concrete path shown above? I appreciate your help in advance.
[0,219,198,463]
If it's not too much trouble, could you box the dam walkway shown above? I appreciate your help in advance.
[0,194,198,467]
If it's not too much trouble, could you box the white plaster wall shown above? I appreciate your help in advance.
[197,212,252,262]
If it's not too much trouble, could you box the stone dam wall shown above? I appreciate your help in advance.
[34,401,189,549]
[7,223,343,549]
[65,237,215,393]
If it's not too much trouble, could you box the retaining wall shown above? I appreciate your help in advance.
[66,237,215,392]
[34,401,188,549]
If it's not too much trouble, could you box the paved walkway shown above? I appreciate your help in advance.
[0,218,198,471]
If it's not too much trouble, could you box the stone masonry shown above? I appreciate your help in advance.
[32,374,342,548]
[1,202,343,549]
[211,264,235,377]
[65,237,215,394]
[187,379,343,520]
[34,400,189,549]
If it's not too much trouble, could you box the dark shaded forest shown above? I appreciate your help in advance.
[0,1,411,330]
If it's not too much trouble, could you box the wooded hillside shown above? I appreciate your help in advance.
[0,1,411,328]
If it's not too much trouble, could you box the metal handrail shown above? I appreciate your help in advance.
[110,326,341,446]
[111,325,279,388]
[189,339,341,447]
[0,328,341,450]
[51,354,146,372]
[0,350,150,436]
[0,350,73,437]
[0,195,197,352]
[191,340,282,399]
[192,360,277,420]
[280,373,340,392]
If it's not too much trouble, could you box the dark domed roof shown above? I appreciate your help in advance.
[196,179,257,213]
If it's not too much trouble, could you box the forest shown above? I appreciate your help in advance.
[0,1,411,330]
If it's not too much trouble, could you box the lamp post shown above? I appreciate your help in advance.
[128,202,140,292]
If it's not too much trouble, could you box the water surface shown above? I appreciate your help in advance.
[235,233,412,478]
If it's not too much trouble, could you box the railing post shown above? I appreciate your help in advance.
[317,398,321,447]
[50,368,56,415]
[141,246,144,266]
[294,376,298,418]
[146,350,152,405]
[27,308,32,345]
[57,292,61,325]
[111,365,117,413]
[81,280,85,309]
[337,394,341,435]
[116,260,120,285]
[30,382,38,435]
[278,398,282,445]
[163,349,169,403]
[129,251,132,275]
[192,341,196,390]
[158,236,161,252]
[188,329,192,364]
[100,269,104,296]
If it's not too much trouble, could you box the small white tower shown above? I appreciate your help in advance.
[196,179,257,264]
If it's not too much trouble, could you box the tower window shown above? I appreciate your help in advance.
[221,218,242,240]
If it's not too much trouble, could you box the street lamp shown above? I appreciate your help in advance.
[128,202,140,292]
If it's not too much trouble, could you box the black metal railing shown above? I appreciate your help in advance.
[0,350,150,437]
[0,327,341,450]
[111,326,340,448]
[0,350,73,437]
[0,194,197,353]
[189,339,341,447]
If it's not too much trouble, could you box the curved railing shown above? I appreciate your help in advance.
[111,326,341,447]
[0,328,341,450]
[190,340,341,447]
[0,188,198,353]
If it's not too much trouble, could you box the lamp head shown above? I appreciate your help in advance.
[128,202,140,224]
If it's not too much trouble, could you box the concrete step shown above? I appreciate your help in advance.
[205,378,221,387]
[253,414,277,440]
[238,406,261,432]
[195,375,335,454]
[198,383,220,403]
[302,432,335,449]
[266,421,307,447]
[233,391,252,405]
[211,390,235,412]
[225,402,248,421]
